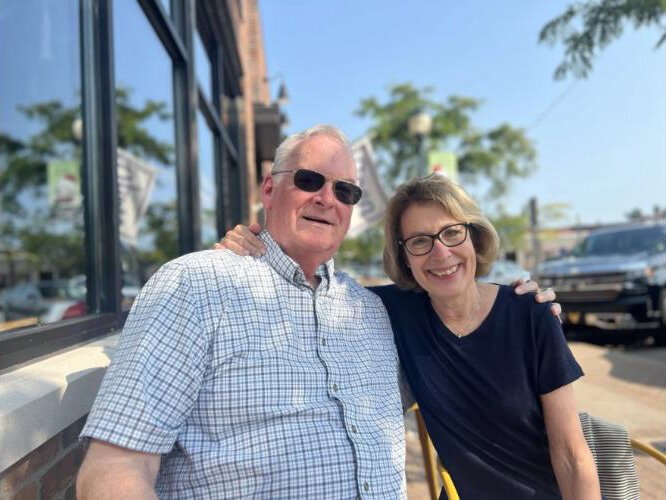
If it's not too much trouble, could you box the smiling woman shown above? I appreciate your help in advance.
[374,174,600,499]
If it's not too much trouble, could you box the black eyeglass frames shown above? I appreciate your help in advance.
[399,223,472,256]
[271,168,363,205]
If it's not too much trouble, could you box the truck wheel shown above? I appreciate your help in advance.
[656,288,666,346]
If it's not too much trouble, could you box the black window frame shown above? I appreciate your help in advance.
[0,0,246,371]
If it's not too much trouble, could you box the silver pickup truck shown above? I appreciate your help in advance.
[538,222,666,342]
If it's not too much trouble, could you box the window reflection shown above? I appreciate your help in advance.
[197,112,217,247]
[195,30,212,103]
[159,0,170,16]
[114,0,177,288]
[0,1,87,331]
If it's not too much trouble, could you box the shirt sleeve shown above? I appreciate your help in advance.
[81,260,210,453]
[534,304,584,395]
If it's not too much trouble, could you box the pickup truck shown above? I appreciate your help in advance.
[538,222,666,342]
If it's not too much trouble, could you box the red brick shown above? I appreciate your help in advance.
[7,481,38,500]
[40,446,79,500]
[64,481,76,500]
[0,435,59,494]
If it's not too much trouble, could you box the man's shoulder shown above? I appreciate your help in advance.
[150,250,265,291]
[169,248,244,266]
[166,249,264,274]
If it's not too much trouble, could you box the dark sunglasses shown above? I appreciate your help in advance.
[272,168,363,205]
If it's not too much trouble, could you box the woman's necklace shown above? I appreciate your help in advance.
[437,286,483,338]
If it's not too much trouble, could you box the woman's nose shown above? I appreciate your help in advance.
[429,238,452,257]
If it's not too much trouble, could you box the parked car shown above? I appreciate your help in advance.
[479,259,531,285]
[0,280,87,326]
[538,222,666,342]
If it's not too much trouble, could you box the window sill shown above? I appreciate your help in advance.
[0,332,119,471]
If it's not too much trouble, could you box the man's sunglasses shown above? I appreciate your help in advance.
[272,168,363,205]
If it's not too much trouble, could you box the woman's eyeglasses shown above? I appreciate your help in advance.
[272,168,363,205]
[399,223,472,256]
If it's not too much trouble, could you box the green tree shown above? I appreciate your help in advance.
[355,83,537,199]
[136,201,179,271]
[0,89,174,280]
[338,226,385,265]
[342,82,538,265]
[491,212,530,253]
[539,0,666,79]
[0,89,173,216]
[626,207,644,220]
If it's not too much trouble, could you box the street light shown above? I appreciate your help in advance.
[408,109,432,177]
[276,82,289,107]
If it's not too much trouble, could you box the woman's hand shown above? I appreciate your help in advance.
[214,222,265,256]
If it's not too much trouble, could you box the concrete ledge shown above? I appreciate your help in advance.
[0,333,119,472]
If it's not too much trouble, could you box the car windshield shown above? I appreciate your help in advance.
[574,226,666,257]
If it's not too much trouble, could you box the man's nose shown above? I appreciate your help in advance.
[313,181,336,205]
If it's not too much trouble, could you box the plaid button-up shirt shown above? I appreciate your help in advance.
[82,231,406,499]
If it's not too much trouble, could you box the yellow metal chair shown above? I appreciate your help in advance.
[411,406,666,500]
[411,405,459,500]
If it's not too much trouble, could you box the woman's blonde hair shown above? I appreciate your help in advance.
[383,174,500,291]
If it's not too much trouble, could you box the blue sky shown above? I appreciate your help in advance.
[259,0,665,226]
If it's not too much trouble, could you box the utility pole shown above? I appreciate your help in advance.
[528,197,542,275]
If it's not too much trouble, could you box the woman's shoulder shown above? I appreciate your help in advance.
[497,283,551,313]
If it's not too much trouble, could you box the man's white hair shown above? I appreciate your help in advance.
[271,125,354,181]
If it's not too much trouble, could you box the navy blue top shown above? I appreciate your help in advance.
[371,284,583,499]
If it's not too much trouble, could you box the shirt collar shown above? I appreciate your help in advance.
[259,230,335,290]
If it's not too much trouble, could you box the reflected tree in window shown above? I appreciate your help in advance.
[0,88,175,286]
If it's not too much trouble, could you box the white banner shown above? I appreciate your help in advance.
[347,137,388,239]
[117,148,158,246]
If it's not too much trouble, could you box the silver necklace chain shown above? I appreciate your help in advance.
[440,286,482,338]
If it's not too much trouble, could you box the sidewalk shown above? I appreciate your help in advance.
[570,342,666,500]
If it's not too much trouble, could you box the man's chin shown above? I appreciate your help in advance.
[298,236,341,257]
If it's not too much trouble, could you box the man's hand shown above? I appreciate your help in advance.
[214,222,265,256]
[512,278,562,319]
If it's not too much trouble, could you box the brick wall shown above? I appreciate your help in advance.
[0,416,88,500]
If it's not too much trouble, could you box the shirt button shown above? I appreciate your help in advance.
[321,338,327,346]
[351,425,358,433]
[332,383,338,392]
[363,482,370,491]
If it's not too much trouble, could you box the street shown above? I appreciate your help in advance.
[406,340,666,499]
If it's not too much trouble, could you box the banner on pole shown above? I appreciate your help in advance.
[428,151,458,182]
[347,137,388,239]
[117,148,158,246]
[47,160,82,218]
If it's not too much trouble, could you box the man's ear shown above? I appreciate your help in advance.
[261,175,274,210]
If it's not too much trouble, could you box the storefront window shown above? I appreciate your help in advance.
[195,30,213,103]
[197,111,217,247]
[159,0,170,16]
[0,1,87,331]
[114,0,177,286]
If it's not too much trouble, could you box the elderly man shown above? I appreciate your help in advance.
[77,125,407,499]
[77,125,554,499]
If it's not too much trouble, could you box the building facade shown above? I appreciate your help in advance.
[0,1,281,497]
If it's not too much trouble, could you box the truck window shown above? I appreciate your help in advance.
[579,227,666,257]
